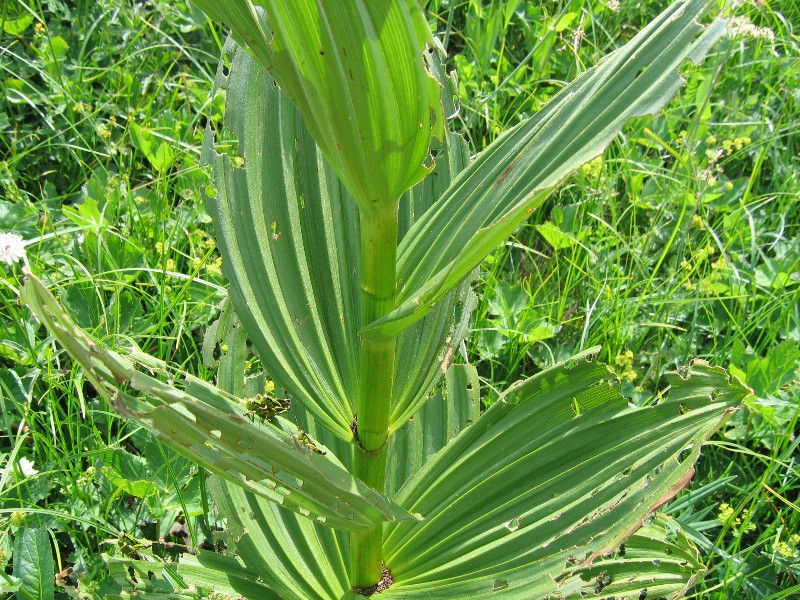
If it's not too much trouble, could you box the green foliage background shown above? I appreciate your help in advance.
[0,0,798,597]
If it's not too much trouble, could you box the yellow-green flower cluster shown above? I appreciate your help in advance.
[613,349,637,383]
[774,533,800,559]
[718,502,757,538]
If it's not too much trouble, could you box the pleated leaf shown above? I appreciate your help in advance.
[387,363,480,498]
[555,513,704,599]
[204,36,362,441]
[205,36,475,440]
[21,272,414,532]
[381,349,751,598]
[203,296,349,600]
[195,0,444,209]
[364,0,729,338]
[211,478,349,600]
[390,38,475,433]
[106,552,281,599]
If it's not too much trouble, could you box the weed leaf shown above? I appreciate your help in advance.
[13,528,54,600]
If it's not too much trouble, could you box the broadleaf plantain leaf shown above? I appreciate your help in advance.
[381,349,751,598]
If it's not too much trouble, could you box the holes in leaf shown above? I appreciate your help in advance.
[594,571,611,594]
[271,220,282,241]
[571,397,582,416]
[221,53,231,77]
[204,85,248,171]
[491,578,509,591]
[504,516,521,532]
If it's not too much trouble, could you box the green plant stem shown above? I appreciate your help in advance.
[351,205,398,590]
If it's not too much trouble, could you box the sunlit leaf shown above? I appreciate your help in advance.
[200,298,349,600]
[195,0,443,208]
[204,37,473,440]
[21,272,415,532]
[381,349,751,598]
[556,513,705,599]
[364,0,729,338]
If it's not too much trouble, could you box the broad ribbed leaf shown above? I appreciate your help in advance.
[211,478,349,600]
[205,36,361,441]
[203,299,349,600]
[21,273,414,532]
[555,513,704,599]
[391,39,475,432]
[205,36,474,439]
[364,0,729,338]
[381,349,751,598]
[387,363,480,498]
[195,0,443,209]
[106,552,281,599]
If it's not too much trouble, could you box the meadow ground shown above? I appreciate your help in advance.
[1,0,798,597]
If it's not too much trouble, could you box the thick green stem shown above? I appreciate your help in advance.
[350,205,398,590]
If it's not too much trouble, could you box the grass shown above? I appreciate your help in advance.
[1,0,798,597]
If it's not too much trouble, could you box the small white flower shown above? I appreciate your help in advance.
[727,16,775,41]
[18,457,39,477]
[0,232,26,265]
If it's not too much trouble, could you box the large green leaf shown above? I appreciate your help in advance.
[387,363,480,498]
[381,349,751,598]
[390,39,475,432]
[364,0,730,338]
[201,297,349,600]
[194,0,443,209]
[106,552,280,599]
[205,36,362,441]
[21,273,414,532]
[556,513,705,599]
[211,478,349,600]
[205,36,474,440]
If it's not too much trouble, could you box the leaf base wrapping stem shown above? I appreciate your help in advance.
[351,205,398,589]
